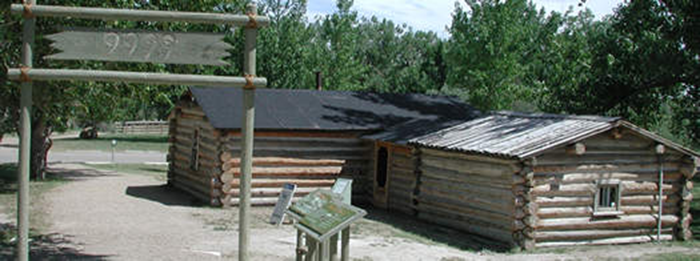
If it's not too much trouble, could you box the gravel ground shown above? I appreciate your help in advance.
[3,164,696,260]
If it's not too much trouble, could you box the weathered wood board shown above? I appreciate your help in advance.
[45,28,231,65]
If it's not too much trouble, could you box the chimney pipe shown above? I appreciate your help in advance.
[315,71,323,91]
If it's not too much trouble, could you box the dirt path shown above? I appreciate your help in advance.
[36,164,700,260]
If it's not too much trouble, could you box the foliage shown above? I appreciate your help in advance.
[1,0,699,179]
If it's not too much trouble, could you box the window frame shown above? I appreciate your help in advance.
[593,179,623,217]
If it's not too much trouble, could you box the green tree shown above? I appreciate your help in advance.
[445,0,559,110]
[0,0,249,179]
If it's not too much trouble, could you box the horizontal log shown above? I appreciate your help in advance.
[180,107,206,117]
[229,179,335,188]
[222,157,345,170]
[422,155,519,178]
[225,187,322,197]
[222,166,342,176]
[534,171,682,186]
[537,214,678,231]
[533,183,595,196]
[535,154,683,166]
[532,182,679,197]
[535,234,672,248]
[416,197,513,229]
[581,134,653,149]
[421,148,521,165]
[418,191,514,217]
[227,197,301,207]
[225,146,369,158]
[533,162,681,174]
[537,194,680,208]
[420,165,514,189]
[421,176,514,200]
[537,206,678,219]
[535,228,674,242]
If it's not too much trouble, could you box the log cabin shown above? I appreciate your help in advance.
[168,87,699,249]
[407,111,699,249]
[166,87,478,207]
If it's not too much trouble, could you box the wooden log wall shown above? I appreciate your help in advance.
[386,144,417,215]
[167,102,223,206]
[414,148,522,246]
[531,128,694,248]
[217,132,372,207]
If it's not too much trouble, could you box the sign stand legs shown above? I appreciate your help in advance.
[305,236,318,261]
[330,234,339,261]
[341,227,350,261]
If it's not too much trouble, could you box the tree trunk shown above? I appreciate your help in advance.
[30,115,51,180]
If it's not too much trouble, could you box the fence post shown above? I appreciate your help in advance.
[239,3,257,261]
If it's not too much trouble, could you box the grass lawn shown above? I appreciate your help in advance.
[0,164,67,244]
[84,163,168,181]
[52,133,168,153]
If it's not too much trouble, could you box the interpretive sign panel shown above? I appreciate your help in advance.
[45,28,232,65]
[287,190,366,241]
[269,183,297,226]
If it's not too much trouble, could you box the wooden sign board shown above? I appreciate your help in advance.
[287,190,366,241]
[269,183,297,226]
[45,28,232,66]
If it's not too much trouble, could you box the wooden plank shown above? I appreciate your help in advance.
[9,4,271,27]
[7,68,267,88]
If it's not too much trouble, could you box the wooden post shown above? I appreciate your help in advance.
[296,230,306,261]
[341,227,350,261]
[238,3,257,261]
[320,240,329,261]
[656,146,665,242]
[305,237,318,261]
[18,1,36,260]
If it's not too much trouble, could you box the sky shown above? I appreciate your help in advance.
[306,0,624,37]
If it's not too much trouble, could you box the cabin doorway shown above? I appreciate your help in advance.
[373,143,390,208]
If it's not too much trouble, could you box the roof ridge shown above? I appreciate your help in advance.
[492,110,620,122]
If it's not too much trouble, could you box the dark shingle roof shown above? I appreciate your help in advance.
[189,87,479,133]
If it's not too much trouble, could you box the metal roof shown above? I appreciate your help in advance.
[409,111,620,159]
[189,87,477,131]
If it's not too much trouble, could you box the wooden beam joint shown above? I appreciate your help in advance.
[565,143,586,156]
[22,2,34,18]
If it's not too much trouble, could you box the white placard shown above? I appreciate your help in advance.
[270,183,297,226]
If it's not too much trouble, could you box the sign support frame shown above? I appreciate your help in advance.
[9,3,267,261]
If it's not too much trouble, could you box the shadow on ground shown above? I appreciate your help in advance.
[0,223,111,260]
[125,184,202,207]
[48,166,118,181]
[357,203,512,253]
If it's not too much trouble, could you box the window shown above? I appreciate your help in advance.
[594,180,622,216]
[376,146,388,188]
[190,128,200,171]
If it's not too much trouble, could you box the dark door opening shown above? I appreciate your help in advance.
[376,147,388,188]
